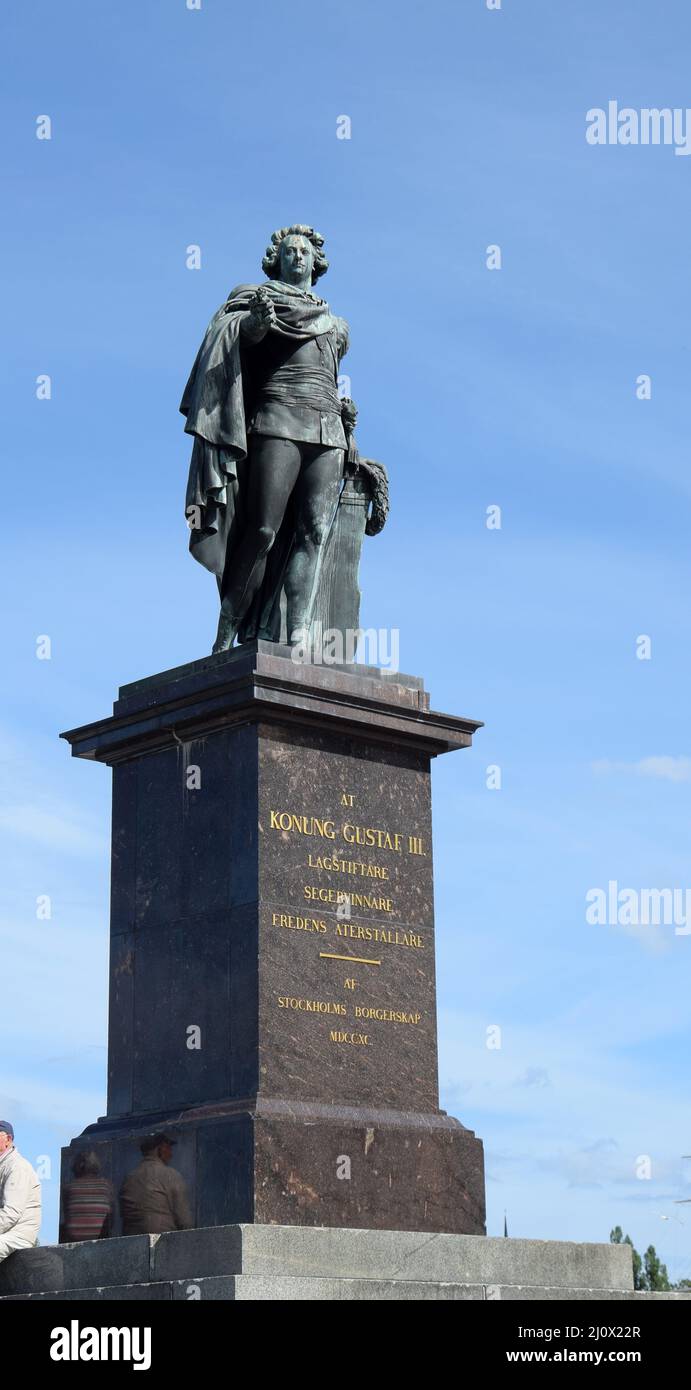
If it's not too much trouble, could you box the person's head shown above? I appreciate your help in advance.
[72,1149,101,1179]
[141,1133,176,1164]
[262,224,328,287]
[0,1122,14,1155]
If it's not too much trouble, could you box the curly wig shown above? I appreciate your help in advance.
[262,225,329,284]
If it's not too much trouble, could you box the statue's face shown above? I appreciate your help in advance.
[278,234,315,285]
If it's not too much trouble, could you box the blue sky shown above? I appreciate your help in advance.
[2,0,691,1276]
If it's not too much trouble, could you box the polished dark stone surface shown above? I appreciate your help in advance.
[61,641,480,762]
[59,648,485,1235]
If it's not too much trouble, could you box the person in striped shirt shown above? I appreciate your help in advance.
[61,1150,114,1242]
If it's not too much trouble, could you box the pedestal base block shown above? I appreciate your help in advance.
[63,1099,485,1236]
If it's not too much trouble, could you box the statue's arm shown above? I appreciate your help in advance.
[239,287,277,344]
[335,316,350,361]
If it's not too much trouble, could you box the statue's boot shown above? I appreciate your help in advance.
[287,624,310,650]
[285,559,324,649]
[212,604,240,654]
[212,525,277,654]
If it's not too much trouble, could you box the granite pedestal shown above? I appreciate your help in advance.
[4,1223,690,1300]
[59,642,485,1236]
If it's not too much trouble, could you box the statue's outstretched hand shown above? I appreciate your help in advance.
[241,287,277,342]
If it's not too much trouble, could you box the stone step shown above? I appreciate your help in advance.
[0,1224,635,1298]
[3,1276,690,1302]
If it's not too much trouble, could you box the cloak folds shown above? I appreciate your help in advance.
[180,281,350,641]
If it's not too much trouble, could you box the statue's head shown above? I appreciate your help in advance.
[262,225,328,286]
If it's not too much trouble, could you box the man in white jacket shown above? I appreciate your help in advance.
[0,1122,41,1261]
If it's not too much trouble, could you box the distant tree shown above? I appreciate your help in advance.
[610,1227,684,1290]
[609,1226,645,1290]
[643,1246,671,1291]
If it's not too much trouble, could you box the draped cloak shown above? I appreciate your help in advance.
[180,281,351,641]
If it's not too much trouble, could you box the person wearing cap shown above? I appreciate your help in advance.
[0,1122,41,1262]
[119,1133,193,1236]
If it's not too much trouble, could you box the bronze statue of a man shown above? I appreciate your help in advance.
[181,224,362,653]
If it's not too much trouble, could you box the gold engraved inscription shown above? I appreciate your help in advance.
[335,923,423,949]
[277,996,346,1015]
[271,912,327,933]
[303,885,394,914]
[269,810,425,857]
[307,854,389,880]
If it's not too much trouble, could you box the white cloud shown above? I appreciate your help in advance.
[592,757,691,783]
[513,1066,551,1089]
[637,758,691,783]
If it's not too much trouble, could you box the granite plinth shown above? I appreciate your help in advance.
[0,1223,636,1299]
[59,644,485,1235]
[6,1225,684,1301]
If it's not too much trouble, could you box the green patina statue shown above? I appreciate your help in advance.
[181,224,388,654]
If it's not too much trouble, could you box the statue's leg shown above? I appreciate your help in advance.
[283,446,343,644]
[213,436,300,653]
